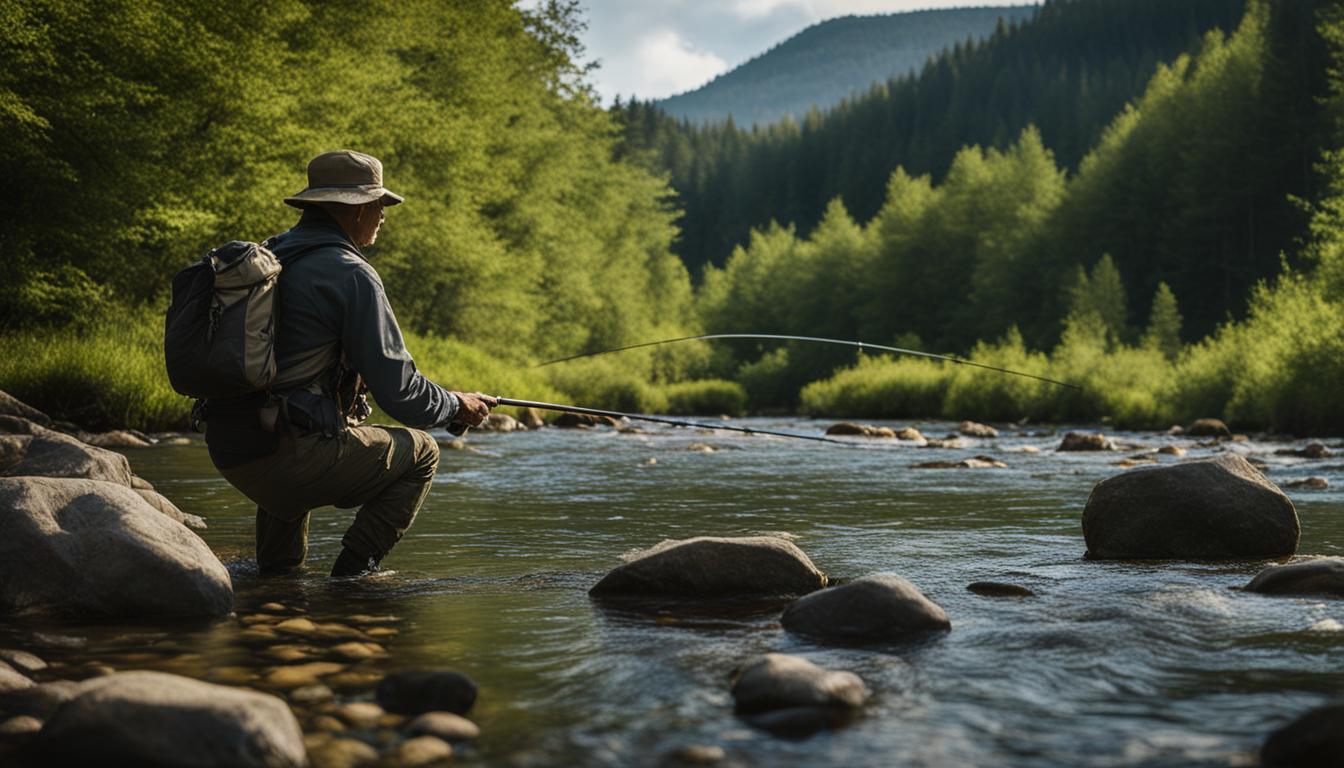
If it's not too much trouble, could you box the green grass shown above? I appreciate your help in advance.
[659,379,747,416]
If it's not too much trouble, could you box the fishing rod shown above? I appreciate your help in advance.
[536,333,1080,390]
[491,396,862,447]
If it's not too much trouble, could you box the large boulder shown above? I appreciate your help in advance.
[1262,703,1344,768]
[1082,454,1298,560]
[0,417,134,486]
[0,392,50,428]
[26,671,305,768]
[781,573,950,644]
[0,477,232,618]
[1245,558,1344,598]
[731,653,867,737]
[589,536,827,598]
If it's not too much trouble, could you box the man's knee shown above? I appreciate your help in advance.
[409,428,439,476]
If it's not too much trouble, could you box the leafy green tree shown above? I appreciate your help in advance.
[1141,282,1184,359]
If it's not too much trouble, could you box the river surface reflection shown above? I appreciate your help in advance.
[6,419,1344,767]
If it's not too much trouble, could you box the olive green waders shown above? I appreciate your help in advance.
[219,425,440,573]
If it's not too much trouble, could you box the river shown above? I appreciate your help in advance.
[5,419,1344,767]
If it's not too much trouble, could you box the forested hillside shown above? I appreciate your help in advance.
[617,0,1246,276]
[654,6,1035,127]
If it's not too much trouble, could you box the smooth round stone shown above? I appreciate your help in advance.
[0,662,34,693]
[239,626,281,643]
[377,671,477,716]
[328,642,384,662]
[241,614,280,626]
[0,715,42,738]
[394,735,453,767]
[326,670,386,692]
[1262,703,1344,767]
[274,618,318,636]
[262,645,316,663]
[781,573,951,644]
[378,713,408,729]
[334,701,384,728]
[1245,558,1344,597]
[311,714,347,733]
[366,628,398,639]
[264,662,345,688]
[308,737,378,768]
[289,685,334,704]
[405,711,481,741]
[259,602,289,613]
[0,649,47,675]
[347,614,399,626]
[966,581,1035,597]
[665,744,726,764]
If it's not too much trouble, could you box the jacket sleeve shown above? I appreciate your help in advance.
[339,264,459,429]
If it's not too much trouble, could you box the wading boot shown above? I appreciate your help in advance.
[330,547,381,578]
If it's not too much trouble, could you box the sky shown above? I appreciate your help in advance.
[569,0,1039,104]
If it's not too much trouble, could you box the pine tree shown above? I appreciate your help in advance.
[1141,282,1184,359]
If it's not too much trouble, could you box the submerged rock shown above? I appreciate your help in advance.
[28,671,305,768]
[589,536,826,598]
[1082,454,1298,560]
[516,407,546,429]
[966,581,1035,597]
[781,573,950,644]
[731,653,867,737]
[959,421,999,438]
[1276,442,1333,459]
[1185,418,1231,438]
[896,427,926,441]
[80,430,155,449]
[405,712,480,741]
[1058,432,1114,451]
[480,413,521,432]
[1283,477,1330,491]
[376,670,477,716]
[824,422,868,436]
[1262,703,1344,767]
[913,456,1006,469]
[0,477,233,618]
[1246,558,1344,598]
[394,735,453,766]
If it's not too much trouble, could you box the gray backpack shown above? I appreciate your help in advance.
[164,240,306,400]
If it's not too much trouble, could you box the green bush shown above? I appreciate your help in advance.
[541,357,669,414]
[0,311,188,431]
[799,355,946,418]
[660,379,747,416]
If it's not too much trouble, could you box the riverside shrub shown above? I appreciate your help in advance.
[661,380,747,416]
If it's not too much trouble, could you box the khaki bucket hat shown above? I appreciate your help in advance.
[284,150,405,209]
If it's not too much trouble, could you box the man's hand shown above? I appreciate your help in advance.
[451,392,497,427]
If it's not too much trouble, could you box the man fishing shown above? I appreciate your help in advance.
[204,150,495,577]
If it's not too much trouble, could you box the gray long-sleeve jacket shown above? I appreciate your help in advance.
[205,207,457,468]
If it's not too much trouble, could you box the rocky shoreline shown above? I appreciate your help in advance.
[3,389,1344,766]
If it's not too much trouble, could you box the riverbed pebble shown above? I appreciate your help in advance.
[328,642,385,662]
[781,573,951,644]
[262,644,316,663]
[1283,477,1330,491]
[405,711,481,741]
[0,714,42,739]
[312,714,347,732]
[326,670,386,692]
[30,671,305,768]
[1158,445,1187,456]
[309,736,379,768]
[0,679,79,719]
[896,427,925,441]
[264,661,345,688]
[913,456,1006,469]
[0,663,32,694]
[1082,454,1299,559]
[1262,702,1344,767]
[377,670,477,716]
[664,744,727,765]
[590,536,827,598]
[392,735,453,767]
[1245,558,1344,598]
[731,653,867,737]
[334,701,385,728]
[289,684,334,704]
[0,650,44,676]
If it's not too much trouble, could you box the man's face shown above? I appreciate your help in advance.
[356,200,385,247]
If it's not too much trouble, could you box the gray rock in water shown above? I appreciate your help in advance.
[589,536,827,598]
[377,670,477,716]
[1186,418,1231,438]
[0,650,46,675]
[0,391,51,428]
[0,477,233,618]
[28,671,305,768]
[79,430,155,449]
[134,487,207,530]
[781,573,950,644]
[480,413,521,432]
[1246,558,1344,598]
[1262,703,1344,767]
[1082,454,1298,560]
[824,422,869,436]
[0,662,33,694]
[0,417,135,485]
[1058,432,1114,451]
[731,653,867,737]
[959,421,999,438]
[967,581,1035,597]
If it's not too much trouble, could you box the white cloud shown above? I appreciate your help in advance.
[630,30,729,98]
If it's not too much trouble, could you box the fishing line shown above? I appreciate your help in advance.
[535,332,1080,390]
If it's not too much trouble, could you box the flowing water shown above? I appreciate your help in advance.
[5,420,1344,767]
